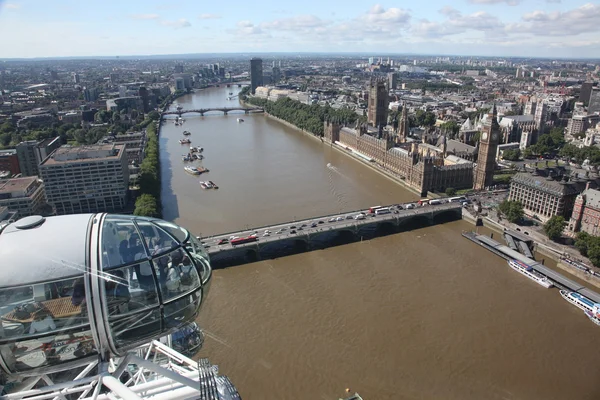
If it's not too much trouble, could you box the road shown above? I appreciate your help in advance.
[199,200,464,253]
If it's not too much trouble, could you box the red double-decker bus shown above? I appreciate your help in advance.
[230,236,258,246]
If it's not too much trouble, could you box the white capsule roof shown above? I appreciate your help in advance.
[0,213,212,377]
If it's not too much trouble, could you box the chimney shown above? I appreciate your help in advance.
[586,181,591,191]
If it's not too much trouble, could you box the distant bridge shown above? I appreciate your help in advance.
[161,107,263,117]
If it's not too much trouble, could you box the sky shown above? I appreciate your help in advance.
[0,0,599,58]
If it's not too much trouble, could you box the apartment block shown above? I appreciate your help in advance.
[39,144,129,215]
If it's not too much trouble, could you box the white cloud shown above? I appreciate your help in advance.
[363,4,411,24]
[198,13,221,20]
[261,15,327,31]
[508,3,600,36]
[130,14,160,20]
[413,9,503,38]
[468,0,521,5]
[3,3,20,9]
[160,18,191,29]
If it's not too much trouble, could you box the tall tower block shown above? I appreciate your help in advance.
[473,105,500,190]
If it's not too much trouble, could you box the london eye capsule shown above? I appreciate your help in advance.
[0,213,212,376]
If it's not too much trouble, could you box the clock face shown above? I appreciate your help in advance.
[482,131,488,141]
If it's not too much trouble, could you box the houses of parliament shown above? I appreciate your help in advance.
[324,78,499,196]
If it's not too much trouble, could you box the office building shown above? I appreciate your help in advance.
[0,177,46,217]
[567,114,600,137]
[589,89,600,115]
[580,82,594,106]
[388,72,398,90]
[174,64,184,73]
[173,74,192,90]
[83,87,100,102]
[509,168,598,223]
[569,187,600,235]
[250,58,263,95]
[39,144,129,215]
[72,73,80,84]
[16,138,61,177]
[367,78,388,128]
[0,150,20,176]
[473,106,501,190]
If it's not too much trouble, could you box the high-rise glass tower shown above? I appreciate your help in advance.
[250,58,263,95]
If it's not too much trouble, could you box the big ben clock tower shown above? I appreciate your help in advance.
[474,105,500,190]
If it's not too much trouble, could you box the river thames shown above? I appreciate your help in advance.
[160,86,600,400]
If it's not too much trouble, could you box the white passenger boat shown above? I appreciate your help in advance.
[584,304,600,326]
[560,290,595,313]
[507,259,553,288]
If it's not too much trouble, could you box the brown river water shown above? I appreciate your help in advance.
[160,86,600,400]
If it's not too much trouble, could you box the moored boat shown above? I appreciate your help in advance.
[237,118,244,123]
[507,259,553,288]
[560,290,595,313]
[183,130,191,136]
[184,166,201,175]
[584,304,600,326]
[179,138,191,144]
[200,181,208,189]
[208,180,218,189]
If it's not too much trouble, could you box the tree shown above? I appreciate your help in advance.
[498,200,524,223]
[544,216,566,241]
[134,194,159,217]
[147,111,160,121]
[502,149,521,161]
[445,187,457,196]
[575,231,591,256]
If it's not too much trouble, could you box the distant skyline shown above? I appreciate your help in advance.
[1,0,599,59]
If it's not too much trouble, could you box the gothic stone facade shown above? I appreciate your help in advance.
[325,121,473,196]
[568,187,600,235]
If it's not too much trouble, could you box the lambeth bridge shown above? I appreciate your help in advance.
[162,107,264,118]
[201,201,463,268]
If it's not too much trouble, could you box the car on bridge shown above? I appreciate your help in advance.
[218,238,229,245]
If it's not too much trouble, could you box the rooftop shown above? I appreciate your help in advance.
[582,188,600,209]
[0,177,39,194]
[512,168,599,197]
[41,144,123,166]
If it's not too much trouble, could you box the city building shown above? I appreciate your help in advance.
[569,187,600,235]
[16,137,61,177]
[72,72,80,84]
[367,78,388,128]
[534,101,548,133]
[98,132,147,166]
[39,144,129,215]
[568,114,600,138]
[580,82,594,106]
[324,120,473,196]
[250,58,263,95]
[473,106,501,190]
[589,88,600,114]
[498,115,535,144]
[0,150,20,176]
[106,97,144,112]
[388,72,398,90]
[173,74,192,90]
[0,177,46,217]
[509,167,598,222]
[83,87,100,102]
